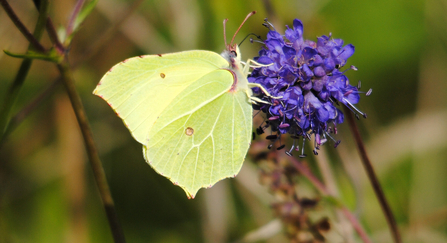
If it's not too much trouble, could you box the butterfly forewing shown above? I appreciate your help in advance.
[93,51,229,144]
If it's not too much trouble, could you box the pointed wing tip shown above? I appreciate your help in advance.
[183,188,197,199]
[180,176,235,199]
[169,171,245,200]
[180,184,211,200]
[92,84,102,96]
[92,89,104,99]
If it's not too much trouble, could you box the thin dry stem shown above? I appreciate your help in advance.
[0,0,48,141]
[0,0,46,52]
[57,61,126,243]
[344,107,402,243]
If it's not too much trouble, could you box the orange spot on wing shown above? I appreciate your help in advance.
[185,127,194,136]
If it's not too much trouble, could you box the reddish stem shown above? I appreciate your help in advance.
[344,107,402,243]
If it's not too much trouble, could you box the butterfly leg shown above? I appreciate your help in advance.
[245,90,272,105]
[242,59,272,76]
[247,83,282,99]
[242,59,280,102]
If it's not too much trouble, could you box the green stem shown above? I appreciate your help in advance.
[46,17,65,54]
[344,107,402,243]
[1,0,144,142]
[0,79,61,146]
[0,58,31,135]
[0,0,49,141]
[1,1,126,241]
[57,61,126,243]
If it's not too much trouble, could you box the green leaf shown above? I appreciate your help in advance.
[3,49,61,62]
[74,0,98,31]
[65,0,98,43]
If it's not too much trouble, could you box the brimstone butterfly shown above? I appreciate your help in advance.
[93,11,271,198]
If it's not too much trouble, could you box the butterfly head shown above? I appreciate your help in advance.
[221,45,242,69]
[222,11,256,64]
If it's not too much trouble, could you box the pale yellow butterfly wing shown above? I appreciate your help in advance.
[93,50,230,144]
[94,50,252,198]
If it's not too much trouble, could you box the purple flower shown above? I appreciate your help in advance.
[250,19,370,157]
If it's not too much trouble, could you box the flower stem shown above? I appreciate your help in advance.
[0,0,48,141]
[340,207,372,243]
[289,157,372,243]
[315,149,339,196]
[57,61,126,243]
[0,0,46,53]
[344,107,402,243]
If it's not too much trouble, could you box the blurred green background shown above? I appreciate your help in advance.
[1,0,446,242]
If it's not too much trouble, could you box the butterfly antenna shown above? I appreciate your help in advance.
[223,18,229,48]
[230,11,256,48]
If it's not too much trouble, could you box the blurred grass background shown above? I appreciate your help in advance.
[1,0,446,242]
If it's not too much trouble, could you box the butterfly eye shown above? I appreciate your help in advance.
[231,50,237,57]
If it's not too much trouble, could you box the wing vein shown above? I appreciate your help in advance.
[148,80,229,138]
[150,119,185,169]
[207,95,227,184]
[191,146,200,191]
[125,72,222,134]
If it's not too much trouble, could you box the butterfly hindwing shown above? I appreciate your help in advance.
[144,70,252,198]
